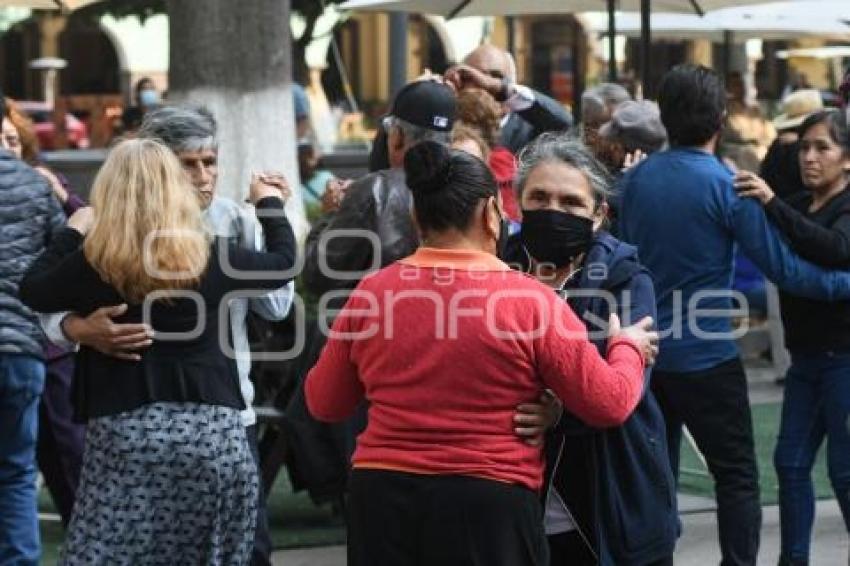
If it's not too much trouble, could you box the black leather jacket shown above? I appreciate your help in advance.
[291,168,416,503]
[303,168,418,299]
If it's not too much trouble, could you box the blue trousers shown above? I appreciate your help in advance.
[775,351,850,561]
[0,354,45,566]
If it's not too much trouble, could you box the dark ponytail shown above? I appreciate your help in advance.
[404,141,497,234]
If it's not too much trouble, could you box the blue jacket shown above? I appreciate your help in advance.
[619,148,850,373]
[505,232,678,565]
[0,150,65,358]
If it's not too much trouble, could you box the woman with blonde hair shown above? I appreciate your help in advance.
[20,138,295,564]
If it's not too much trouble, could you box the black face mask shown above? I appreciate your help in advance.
[520,209,594,268]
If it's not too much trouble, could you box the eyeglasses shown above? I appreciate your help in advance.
[381,115,396,131]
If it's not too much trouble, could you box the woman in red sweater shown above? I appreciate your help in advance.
[305,141,657,566]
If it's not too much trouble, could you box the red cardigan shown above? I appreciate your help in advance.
[305,247,645,491]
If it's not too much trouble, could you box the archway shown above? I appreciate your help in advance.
[58,14,120,95]
[527,15,587,110]
[0,18,41,100]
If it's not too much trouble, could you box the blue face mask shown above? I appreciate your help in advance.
[139,89,160,108]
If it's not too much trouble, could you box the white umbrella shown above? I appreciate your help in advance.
[339,0,782,89]
[0,0,101,11]
[777,46,850,59]
[584,1,850,41]
[339,0,774,17]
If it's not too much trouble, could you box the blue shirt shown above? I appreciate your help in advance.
[620,147,850,373]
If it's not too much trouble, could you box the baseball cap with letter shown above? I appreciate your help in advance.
[388,80,456,133]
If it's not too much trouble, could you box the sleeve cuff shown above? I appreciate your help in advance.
[606,336,645,364]
[39,312,79,350]
[255,196,285,210]
[63,192,86,217]
[51,226,85,249]
[505,84,536,113]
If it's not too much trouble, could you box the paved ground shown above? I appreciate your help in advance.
[272,498,847,565]
[272,544,345,566]
[677,499,847,566]
[745,363,785,406]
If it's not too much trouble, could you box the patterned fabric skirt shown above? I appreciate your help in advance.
[60,403,258,565]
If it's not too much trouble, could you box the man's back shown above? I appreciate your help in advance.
[0,150,64,357]
[303,168,417,297]
[620,148,738,372]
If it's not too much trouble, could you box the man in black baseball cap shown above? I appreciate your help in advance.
[296,81,456,498]
[305,78,457,297]
[368,78,456,171]
[384,80,456,134]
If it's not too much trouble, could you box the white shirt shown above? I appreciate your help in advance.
[499,84,537,129]
[544,486,577,535]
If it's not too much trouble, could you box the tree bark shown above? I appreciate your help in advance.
[166,0,307,240]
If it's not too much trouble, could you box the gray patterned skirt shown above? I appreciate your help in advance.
[60,403,258,566]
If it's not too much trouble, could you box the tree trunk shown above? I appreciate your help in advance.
[166,0,307,240]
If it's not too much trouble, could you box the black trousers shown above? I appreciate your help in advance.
[347,468,549,566]
[652,357,762,566]
[246,425,273,566]
[548,531,674,566]
[548,531,596,565]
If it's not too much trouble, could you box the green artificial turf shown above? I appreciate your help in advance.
[678,402,833,505]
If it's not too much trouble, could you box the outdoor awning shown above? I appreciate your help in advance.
[339,0,775,17]
[0,0,101,11]
[584,1,850,42]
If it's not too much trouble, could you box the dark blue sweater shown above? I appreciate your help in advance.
[619,147,850,372]
[505,232,678,565]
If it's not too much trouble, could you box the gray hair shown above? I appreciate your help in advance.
[392,116,451,148]
[581,83,631,126]
[516,133,613,205]
[137,105,218,154]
